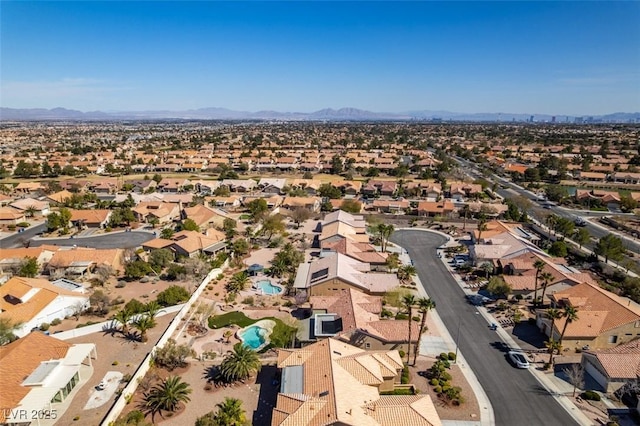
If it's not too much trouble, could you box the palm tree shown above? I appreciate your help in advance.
[559,306,579,349]
[533,259,546,307]
[219,343,262,383]
[145,301,161,318]
[545,339,561,367]
[479,262,493,279]
[476,214,488,243]
[414,298,435,365]
[213,397,246,426]
[397,265,417,284]
[226,271,250,294]
[113,309,132,336]
[402,294,416,364]
[143,376,192,420]
[377,223,395,252]
[134,314,157,343]
[24,205,37,218]
[545,308,562,340]
[539,272,554,306]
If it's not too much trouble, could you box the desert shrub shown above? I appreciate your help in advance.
[51,318,62,326]
[395,313,408,320]
[40,323,50,331]
[434,385,442,394]
[154,339,195,371]
[156,285,190,306]
[401,364,410,384]
[439,353,448,360]
[581,390,601,401]
[430,378,439,386]
[448,352,456,361]
[242,296,255,306]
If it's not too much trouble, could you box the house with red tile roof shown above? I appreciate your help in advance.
[581,338,640,393]
[0,277,90,337]
[537,282,640,351]
[272,338,441,426]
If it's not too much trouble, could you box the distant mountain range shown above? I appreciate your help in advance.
[1,106,639,123]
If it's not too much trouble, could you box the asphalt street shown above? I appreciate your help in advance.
[391,230,579,426]
[25,230,155,249]
[0,223,46,249]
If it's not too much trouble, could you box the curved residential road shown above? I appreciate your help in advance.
[27,230,156,249]
[391,230,579,426]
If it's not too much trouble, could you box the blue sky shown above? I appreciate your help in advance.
[2,1,639,115]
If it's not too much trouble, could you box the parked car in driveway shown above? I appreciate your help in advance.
[508,351,530,369]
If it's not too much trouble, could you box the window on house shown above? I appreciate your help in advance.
[365,343,371,349]
[608,335,618,344]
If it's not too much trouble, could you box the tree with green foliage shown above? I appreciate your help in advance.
[226,271,250,294]
[376,223,395,252]
[318,183,342,199]
[17,257,39,278]
[113,309,133,336]
[142,376,192,419]
[219,343,262,383]
[545,185,568,203]
[558,306,579,349]
[330,155,343,175]
[397,265,417,284]
[181,218,199,232]
[125,260,153,280]
[385,252,400,271]
[0,318,20,345]
[156,285,190,306]
[148,249,174,273]
[549,240,568,258]
[539,271,554,306]
[414,298,435,365]
[245,198,268,222]
[160,228,175,239]
[154,339,195,371]
[196,398,247,426]
[402,294,416,363]
[573,227,590,249]
[340,199,362,214]
[222,218,237,239]
[231,238,250,258]
[290,207,312,229]
[620,194,638,213]
[533,259,546,306]
[486,276,511,298]
[594,234,624,264]
[133,314,156,343]
[260,214,285,241]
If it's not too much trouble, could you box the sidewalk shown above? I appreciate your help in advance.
[415,231,593,426]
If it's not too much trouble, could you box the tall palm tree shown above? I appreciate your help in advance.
[559,306,579,349]
[377,223,395,252]
[213,397,246,426]
[532,259,546,307]
[227,271,250,293]
[402,294,416,364]
[219,343,262,383]
[134,315,157,343]
[476,214,488,243]
[414,298,435,366]
[113,309,132,336]
[538,272,554,306]
[545,308,562,340]
[143,376,192,420]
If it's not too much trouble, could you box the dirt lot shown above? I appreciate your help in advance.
[55,313,177,426]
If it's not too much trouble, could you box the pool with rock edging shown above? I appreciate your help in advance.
[236,319,276,351]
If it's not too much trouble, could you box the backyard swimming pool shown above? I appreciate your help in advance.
[237,319,276,351]
[256,279,283,295]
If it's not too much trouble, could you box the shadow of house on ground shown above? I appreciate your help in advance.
[252,365,279,426]
[511,321,547,350]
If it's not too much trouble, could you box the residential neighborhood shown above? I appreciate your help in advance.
[0,121,640,426]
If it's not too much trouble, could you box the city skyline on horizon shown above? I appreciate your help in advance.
[2,2,639,115]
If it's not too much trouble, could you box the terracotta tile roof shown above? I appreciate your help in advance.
[585,339,640,379]
[48,248,123,271]
[0,207,25,221]
[45,190,74,204]
[69,209,111,225]
[171,230,225,254]
[551,282,640,336]
[363,395,442,426]
[273,339,439,426]
[0,333,71,419]
[364,320,422,343]
[0,277,83,325]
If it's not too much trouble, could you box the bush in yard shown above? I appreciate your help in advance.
[154,339,195,371]
[433,385,442,394]
[581,390,601,401]
[439,353,448,361]
[124,260,153,280]
[401,364,410,384]
[430,378,439,386]
[124,298,147,314]
[448,352,456,361]
[441,372,452,381]
[156,285,190,307]
[51,318,62,326]
[40,323,50,331]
